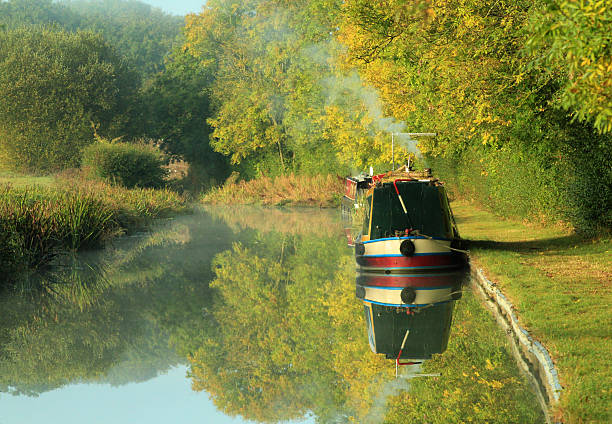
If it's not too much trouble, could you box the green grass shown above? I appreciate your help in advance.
[0,170,55,187]
[451,199,611,424]
[202,173,344,207]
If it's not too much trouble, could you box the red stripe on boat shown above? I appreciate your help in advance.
[357,274,461,287]
[356,254,463,270]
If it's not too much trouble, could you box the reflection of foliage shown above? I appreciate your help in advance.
[324,256,389,419]
[189,233,356,422]
[189,221,545,424]
[0,207,544,424]
[384,288,544,423]
[0,210,234,397]
[205,205,344,238]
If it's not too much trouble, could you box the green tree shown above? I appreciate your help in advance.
[0,26,140,171]
[0,0,183,78]
[339,0,612,232]
[0,0,82,29]
[183,0,394,178]
[142,48,229,187]
[66,0,183,77]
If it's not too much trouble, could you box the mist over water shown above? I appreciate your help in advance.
[0,206,542,423]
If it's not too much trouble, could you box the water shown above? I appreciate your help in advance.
[0,207,544,423]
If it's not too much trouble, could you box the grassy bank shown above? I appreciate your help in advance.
[451,199,611,423]
[0,175,187,287]
[202,173,344,207]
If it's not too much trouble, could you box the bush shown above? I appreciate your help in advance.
[82,141,169,189]
[202,173,344,207]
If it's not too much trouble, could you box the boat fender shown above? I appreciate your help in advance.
[355,243,365,256]
[355,285,366,299]
[400,239,415,257]
[400,287,416,304]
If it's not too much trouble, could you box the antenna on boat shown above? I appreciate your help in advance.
[391,132,437,171]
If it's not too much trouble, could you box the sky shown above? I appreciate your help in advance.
[0,365,316,424]
[140,0,205,16]
[0,366,249,424]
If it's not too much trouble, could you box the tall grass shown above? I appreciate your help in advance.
[0,178,187,287]
[202,173,344,207]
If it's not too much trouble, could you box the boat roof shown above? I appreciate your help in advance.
[372,165,441,186]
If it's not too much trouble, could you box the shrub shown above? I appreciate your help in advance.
[0,178,188,287]
[82,140,169,189]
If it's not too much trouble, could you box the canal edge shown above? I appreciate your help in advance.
[470,267,563,424]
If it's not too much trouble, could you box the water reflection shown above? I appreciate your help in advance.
[0,207,543,423]
[356,270,467,377]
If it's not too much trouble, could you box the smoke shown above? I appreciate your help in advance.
[394,133,425,161]
[322,72,407,134]
[319,70,427,166]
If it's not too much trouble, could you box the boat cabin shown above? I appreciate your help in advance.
[361,180,459,242]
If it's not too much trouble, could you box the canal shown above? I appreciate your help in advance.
[0,206,545,423]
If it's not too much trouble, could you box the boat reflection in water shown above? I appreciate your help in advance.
[355,270,467,374]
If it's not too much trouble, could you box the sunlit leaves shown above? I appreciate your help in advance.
[526,0,612,133]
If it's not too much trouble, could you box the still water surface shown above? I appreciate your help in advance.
[0,207,544,423]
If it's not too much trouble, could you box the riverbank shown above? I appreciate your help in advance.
[202,173,343,207]
[0,172,188,287]
[451,199,611,423]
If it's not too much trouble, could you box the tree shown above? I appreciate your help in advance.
[0,0,183,78]
[142,47,229,187]
[0,26,140,171]
[66,0,183,77]
[182,0,404,177]
[339,0,612,231]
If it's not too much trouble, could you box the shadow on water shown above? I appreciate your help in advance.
[0,206,545,423]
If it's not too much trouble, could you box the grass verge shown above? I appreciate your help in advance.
[451,199,611,424]
[202,173,343,207]
[0,170,54,187]
[0,175,188,287]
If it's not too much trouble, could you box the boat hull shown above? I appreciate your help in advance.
[355,236,466,273]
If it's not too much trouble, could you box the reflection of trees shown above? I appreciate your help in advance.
[204,205,344,238]
[0,211,234,396]
[0,206,544,423]
[188,230,389,423]
[384,288,545,424]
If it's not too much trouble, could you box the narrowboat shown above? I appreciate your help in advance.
[354,168,467,273]
[341,174,371,217]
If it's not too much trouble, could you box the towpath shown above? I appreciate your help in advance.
[451,200,611,423]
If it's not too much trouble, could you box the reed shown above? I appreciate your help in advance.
[202,173,344,207]
[0,178,188,287]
